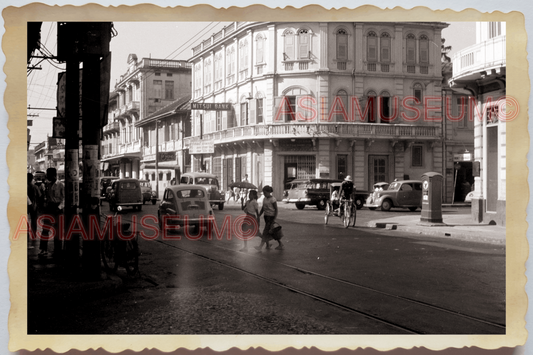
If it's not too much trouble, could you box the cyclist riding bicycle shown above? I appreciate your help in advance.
[335,175,354,214]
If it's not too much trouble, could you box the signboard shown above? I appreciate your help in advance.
[83,145,100,198]
[191,102,232,111]
[189,139,215,154]
[453,153,473,162]
[158,152,176,162]
[48,138,65,150]
[279,139,314,152]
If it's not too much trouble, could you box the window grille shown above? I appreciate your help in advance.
[407,65,415,73]
[420,66,428,74]
[381,64,389,72]
[337,61,346,70]
[285,155,316,180]
[368,63,376,71]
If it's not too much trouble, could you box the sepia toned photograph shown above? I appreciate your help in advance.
[6,3,529,354]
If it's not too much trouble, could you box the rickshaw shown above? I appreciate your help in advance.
[324,182,356,228]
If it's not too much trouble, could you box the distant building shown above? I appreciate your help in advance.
[449,22,506,225]
[101,54,192,181]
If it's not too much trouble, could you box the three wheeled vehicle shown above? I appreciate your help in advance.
[324,182,356,228]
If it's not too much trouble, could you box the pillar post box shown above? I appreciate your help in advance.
[420,172,443,224]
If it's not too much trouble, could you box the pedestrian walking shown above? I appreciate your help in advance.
[27,173,42,238]
[256,185,284,251]
[39,168,65,258]
[240,190,260,252]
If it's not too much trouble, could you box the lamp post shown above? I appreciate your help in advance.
[155,119,159,199]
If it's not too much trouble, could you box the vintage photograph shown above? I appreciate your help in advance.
[10,4,527,353]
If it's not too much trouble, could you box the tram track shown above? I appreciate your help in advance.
[154,237,505,334]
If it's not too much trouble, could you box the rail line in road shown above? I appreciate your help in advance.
[154,237,505,335]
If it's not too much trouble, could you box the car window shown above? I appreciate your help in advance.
[180,176,190,184]
[164,190,174,202]
[388,182,401,191]
[400,184,413,191]
[177,189,205,198]
[120,181,138,190]
[413,183,422,191]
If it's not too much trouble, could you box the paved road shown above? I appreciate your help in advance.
[29,202,505,334]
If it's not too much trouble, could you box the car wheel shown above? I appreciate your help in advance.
[381,199,392,212]
[317,199,326,210]
[152,199,157,205]
[295,203,306,210]
[218,203,224,210]
[408,207,418,212]
[138,205,142,211]
[158,212,163,230]
[110,203,116,212]
[355,198,364,210]
[368,207,377,211]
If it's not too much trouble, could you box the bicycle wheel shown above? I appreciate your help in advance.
[324,203,330,225]
[343,203,351,229]
[101,239,118,272]
[125,235,139,276]
[349,203,356,227]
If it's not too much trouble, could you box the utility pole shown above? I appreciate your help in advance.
[63,57,80,270]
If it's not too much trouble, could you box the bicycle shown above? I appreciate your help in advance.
[100,207,140,276]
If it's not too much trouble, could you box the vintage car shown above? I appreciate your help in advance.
[107,178,143,212]
[179,172,225,210]
[282,178,369,210]
[99,176,118,205]
[139,179,158,205]
[364,182,390,208]
[158,185,214,232]
[364,180,422,211]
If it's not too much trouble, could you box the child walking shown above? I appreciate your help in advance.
[256,185,284,251]
[240,190,260,251]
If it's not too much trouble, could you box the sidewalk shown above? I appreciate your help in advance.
[366,206,506,245]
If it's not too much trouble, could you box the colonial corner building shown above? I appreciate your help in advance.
[187,21,475,205]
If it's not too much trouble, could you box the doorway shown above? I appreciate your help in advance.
[369,155,388,189]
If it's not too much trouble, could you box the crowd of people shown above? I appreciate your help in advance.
[27,167,65,258]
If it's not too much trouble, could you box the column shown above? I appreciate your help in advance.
[319,23,328,70]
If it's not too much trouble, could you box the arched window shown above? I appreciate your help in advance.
[226,46,235,84]
[336,29,348,61]
[297,29,310,59]
[419,34,429,64]
[255,34,265,64]
[335,90,349,122]
[406,34,416,64]
[366,90,377,122]
[413,83,423,102]
[367,31,378,62]
[380,32,391,63]
[283,30,295,60]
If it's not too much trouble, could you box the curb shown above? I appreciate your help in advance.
[368,221,505,245]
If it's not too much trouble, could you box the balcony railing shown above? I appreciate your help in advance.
[186,123,440,147]
[103,122,120,133]
[126,101,140,112]
[118,140,141,154]
[452,35,506,79]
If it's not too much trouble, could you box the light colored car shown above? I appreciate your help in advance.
[464,191,474,203]
[158,185,214,232]
[364,180,422,212]
[180,172,225,210]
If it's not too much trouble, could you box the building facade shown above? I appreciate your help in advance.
[450,22,506,225]
[188,21,474,201]
[101,54,192,180]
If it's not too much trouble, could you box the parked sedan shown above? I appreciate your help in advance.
[158,185,214,232]
[364,180,422,211]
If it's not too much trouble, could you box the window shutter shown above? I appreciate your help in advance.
[250,99,257,125]
[222,111,228,130]
[407,39,416,63]
[367,37,377,62]
[273,96,283,123]
[299,34,309,59]
[420,41,429,63]
[285,34,294,60]
[338,34,347,60]
[257,39,264,63]
[381,37,390,62]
